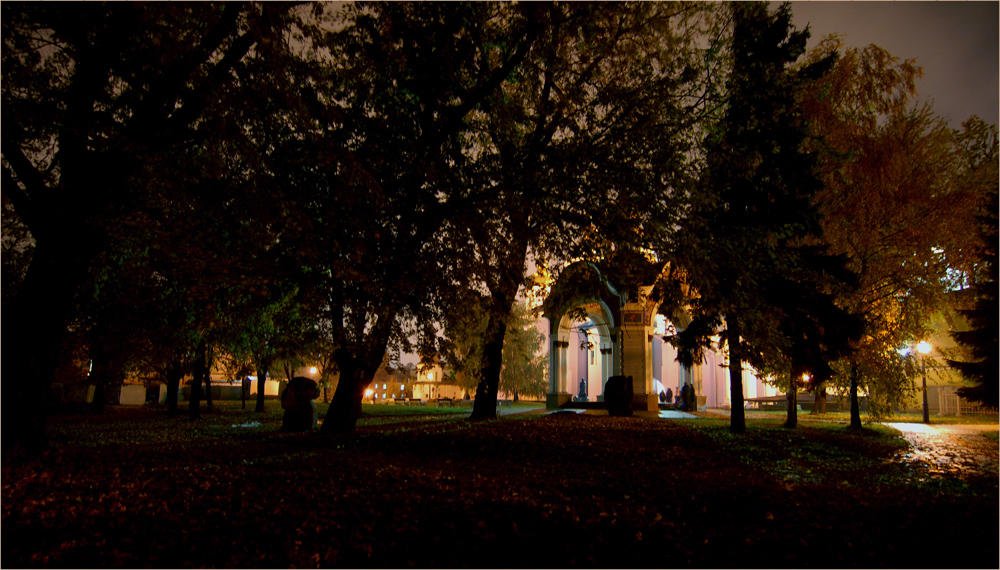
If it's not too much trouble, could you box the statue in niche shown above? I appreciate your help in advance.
[579,378,588,402]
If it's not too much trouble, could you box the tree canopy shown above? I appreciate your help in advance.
[3,2,995,449]
[800,38,998,423]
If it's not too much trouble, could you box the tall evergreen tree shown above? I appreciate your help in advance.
[949,188,999,407]
[670,2,838,433]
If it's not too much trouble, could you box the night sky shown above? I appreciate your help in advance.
[790,1,999,128]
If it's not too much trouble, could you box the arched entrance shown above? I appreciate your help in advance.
[543,262,623,409]
[554,300,620,404]
[543,260,699,412]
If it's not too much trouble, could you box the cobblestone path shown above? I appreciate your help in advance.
[885,422,999,478]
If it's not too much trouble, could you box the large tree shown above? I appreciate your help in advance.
[434,2,719,419]
[284,2,544,434]
[499,301,548,401]
[799,39,996,426]
[2,3,304,451]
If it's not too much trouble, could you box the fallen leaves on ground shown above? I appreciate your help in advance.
[2,403,997,568]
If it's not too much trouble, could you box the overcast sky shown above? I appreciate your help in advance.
[790,1,998,128]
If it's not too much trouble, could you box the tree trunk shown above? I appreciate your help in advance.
[322,346,386,434]
[849,361,863,430]
[319,287,396,433]
[189,364,202,421]
[241,376,249,410]
[166,359,183,418]
[471,309,508,420]
[726,318,746,434]
[2,237,96,453]
[785,367,799,429]
[89,336,109,414]
[91,382,107,414]
[255,365,268,412]
[471,237,526,420]
[202,341,214,413]
[811,384,827,415]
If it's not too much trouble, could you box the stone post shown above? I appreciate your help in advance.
[547,339,572,409]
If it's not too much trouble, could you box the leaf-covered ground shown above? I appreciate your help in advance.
[3,403,997,568]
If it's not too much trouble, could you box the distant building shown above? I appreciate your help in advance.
[411,361,463,401]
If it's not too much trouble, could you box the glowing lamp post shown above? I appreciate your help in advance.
[916,341,932,423]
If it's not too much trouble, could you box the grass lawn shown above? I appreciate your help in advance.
[3,402,997,568]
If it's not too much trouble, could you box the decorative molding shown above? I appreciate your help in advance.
[623,311,644,324]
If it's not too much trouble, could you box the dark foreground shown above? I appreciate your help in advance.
[3,404,997,568]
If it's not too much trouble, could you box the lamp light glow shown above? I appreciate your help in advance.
[916,341,932,354]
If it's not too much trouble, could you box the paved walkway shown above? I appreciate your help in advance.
[884,422,999,478]
[655,407,1000,479]
[525,406,998,478]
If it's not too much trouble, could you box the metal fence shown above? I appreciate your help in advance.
[938,390,999,417]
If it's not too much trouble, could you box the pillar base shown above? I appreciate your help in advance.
[547,393,573,409]
[632,393,659,412]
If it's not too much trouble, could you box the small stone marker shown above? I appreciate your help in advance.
[280,377,319,432]
[605,375,633,417]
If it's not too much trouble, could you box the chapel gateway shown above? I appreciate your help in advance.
[536,261,780,412]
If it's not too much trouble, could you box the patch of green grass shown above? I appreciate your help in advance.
[360,403,470,416]
[886,412,999,425]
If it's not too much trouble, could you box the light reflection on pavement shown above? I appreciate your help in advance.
[885,422,999,478]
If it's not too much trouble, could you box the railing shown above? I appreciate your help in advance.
[938,391,999,417]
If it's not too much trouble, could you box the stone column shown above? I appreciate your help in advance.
[599,345,613,401]
[547,339,572,409]
[549,337,560,394]
[620,306,658,412]
[610,328,622,376]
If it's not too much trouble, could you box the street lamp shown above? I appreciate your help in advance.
[916,341,932,423]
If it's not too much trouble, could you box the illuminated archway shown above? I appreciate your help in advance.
[542,260,703,411]
[543,262,623,409]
